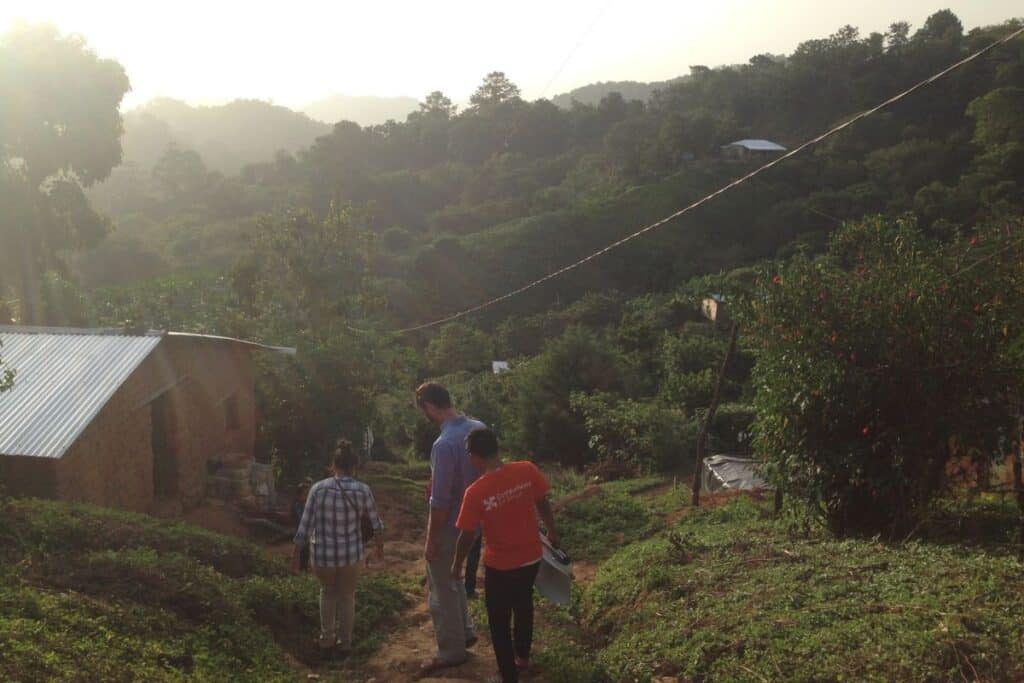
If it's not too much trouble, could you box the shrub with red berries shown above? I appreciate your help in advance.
[736,215,1024,536]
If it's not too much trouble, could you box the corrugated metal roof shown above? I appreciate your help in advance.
[0,329,161,458]
[722,139,787,151]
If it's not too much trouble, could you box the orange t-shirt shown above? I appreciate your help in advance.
[456,461,550,571]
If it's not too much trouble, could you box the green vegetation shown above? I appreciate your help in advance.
[739,217,1024,536]
[0,498,408,681]
[4,12,1024,679]
[581,496,1024,682]
[555,486,659,561]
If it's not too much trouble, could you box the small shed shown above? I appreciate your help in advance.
[721,139,787,160]
[0,326,294,512]
[701,455,768,493]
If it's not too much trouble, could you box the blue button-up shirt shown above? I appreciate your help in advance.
[430,415,485,531]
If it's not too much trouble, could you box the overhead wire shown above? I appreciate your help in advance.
[540,2,614,99]
[379,25,1024,335]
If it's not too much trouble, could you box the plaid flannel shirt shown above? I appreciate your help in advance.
[294,476,384,567]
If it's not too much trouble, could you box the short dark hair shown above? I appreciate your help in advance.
[465,427,499,459]
[416,382,451,409]
[332,438,359,472]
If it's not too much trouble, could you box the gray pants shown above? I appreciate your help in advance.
[426,529,476,663]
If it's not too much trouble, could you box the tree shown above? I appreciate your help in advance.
[152,144,208,198]
[915,9,963,44]
[418,90,457,118]
[967,88,1024,149]
[509,327,630,466]
[0,22,129,323]
[738,216,1024,536]
[885,21,911,52]
[469,72,522,109]
[425,323,493,375]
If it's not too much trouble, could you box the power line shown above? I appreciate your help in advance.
[391,26,1024,335]
[540,2,614,99]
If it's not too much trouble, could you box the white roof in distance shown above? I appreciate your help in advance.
[722,139,787,151]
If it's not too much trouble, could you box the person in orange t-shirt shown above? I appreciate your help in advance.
[452,428,560,683]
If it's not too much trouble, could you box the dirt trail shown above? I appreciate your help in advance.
[359,528,532,682]
[356,484,562,683]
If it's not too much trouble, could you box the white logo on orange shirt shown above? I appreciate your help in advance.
[482,481,532,512]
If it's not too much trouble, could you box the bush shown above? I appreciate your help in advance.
[571,392,697,473]
[738,216,1024,536]
[508,327,630,466]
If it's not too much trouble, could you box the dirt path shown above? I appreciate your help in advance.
[359,536,511,682]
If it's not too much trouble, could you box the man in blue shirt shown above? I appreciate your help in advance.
[416,382,485,676]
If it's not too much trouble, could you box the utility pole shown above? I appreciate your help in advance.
[691,321,739,507]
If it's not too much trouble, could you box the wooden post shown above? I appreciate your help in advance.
[692,322,739,507]
[1016,414,1024,560]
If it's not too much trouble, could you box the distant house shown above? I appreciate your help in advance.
[0,326,294,512]
[721,139,787,160]
[492,361,511,375]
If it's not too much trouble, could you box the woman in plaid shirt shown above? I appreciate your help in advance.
[293,439,384,660]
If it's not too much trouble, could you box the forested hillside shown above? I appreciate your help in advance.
[118,98,330,174]
[4,10,1024,490]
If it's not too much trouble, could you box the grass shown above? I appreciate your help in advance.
[579,496,1024,682]
[0,497,410,682]
[553,476,668,561]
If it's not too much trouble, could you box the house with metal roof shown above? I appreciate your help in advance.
[0,326,294,511]
[721,139,787,160]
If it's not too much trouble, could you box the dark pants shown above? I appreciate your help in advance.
[484,561,540,683]
[465,534,482,596]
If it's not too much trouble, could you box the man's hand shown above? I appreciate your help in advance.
[547,529,561,549]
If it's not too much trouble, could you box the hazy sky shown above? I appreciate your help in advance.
[1,1,1020,110]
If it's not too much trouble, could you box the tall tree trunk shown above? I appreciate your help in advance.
[692,322,739,507]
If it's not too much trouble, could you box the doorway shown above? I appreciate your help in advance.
[151,393,179,497]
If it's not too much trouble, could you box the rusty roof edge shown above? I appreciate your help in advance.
[164,332,297,356]
[0,326,296,356]
[0,325,161,337]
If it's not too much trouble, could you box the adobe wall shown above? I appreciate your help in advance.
[0,455,57,499]
[46,337,256,512]
[153,338,256,507]
[55,355,163,511]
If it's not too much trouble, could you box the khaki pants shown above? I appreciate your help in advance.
[426,529,475,663]
[313,563,361,649]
